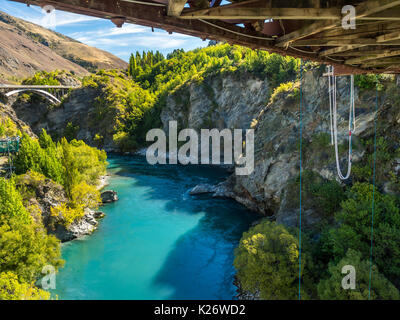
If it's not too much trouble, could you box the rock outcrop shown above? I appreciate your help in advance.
[16,172,105,242]
[161,72,270,133]
[101,190,119,203]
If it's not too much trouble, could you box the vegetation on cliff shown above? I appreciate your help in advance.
[233,74,400,300]
[0,128,106,299]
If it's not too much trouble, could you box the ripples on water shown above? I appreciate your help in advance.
[53,156,259,300]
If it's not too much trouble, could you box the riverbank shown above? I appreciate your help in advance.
[53,155,259,299]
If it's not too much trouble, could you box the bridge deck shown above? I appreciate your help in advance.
[0,85,78,89]
[10,0,400,75]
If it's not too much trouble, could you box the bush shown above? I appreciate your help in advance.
[317,249,399,300]
[234,220,304,300]
[15,132,107,198]
[322,183,400,286]
[0,272,51,300]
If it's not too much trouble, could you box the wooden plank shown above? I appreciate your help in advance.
[277,0,400,47]
[345,49,400,64]
[377,30,400,43]
[180,7,341,20]
[329,48,394,57]
[181,6,400,20]
[168,0,187,17]
[291,38,400,46]
[362,57,400,67]
[320,45,367,56]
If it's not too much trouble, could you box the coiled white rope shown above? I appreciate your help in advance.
[327,65,356,180]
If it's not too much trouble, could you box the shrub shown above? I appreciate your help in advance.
[317,249,399,300]
[234,220,304,300]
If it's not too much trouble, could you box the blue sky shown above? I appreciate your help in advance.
[0,0,207,61]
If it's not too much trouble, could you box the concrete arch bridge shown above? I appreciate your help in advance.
[0,85,79,104]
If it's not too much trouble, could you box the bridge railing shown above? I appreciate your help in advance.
[0,137,21,154]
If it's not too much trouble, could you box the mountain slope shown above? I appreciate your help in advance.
[0,11,128,81]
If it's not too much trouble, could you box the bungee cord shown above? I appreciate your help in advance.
[327,65,356,180]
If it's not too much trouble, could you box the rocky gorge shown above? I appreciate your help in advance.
[162,68,400,230]
[4,67,400,231]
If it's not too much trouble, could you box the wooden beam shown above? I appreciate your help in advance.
[329,48,396,56]
[277,0,400,47]
[345,49,400,64]
[180,7,342,20]
[168,0,187,17]
[181,6,400,20]
[362,57,400,67]
[291,38,400,46]
[377,30,400,43]
[320,45,367,56]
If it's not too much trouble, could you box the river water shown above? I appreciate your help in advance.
[53,156,258,300]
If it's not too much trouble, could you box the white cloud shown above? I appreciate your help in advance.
[134,35,188,49]
[0,0,207,59]
[3,3,100,28]
[70,24,146,40]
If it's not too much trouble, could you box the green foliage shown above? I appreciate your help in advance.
[234,220,304,300]
[15,131,107,198]
[0,220,63,283]
[269,81,299,104]
[0,117,19,138]
[82,70,156,151]
[132,44,298,96]
[128,50,164,79]
[51,181,101,227]
[15,132,64,185]
[354,74,384,91]
[0,272,51,300]
[288,171,345,222]
[317,249,399,300]
[64,122,79,142]
[0,178,31,226]
[0,177,63,285]
[321,183,400,285]
[21,71,61,86]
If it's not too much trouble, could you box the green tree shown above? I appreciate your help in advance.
[60,137,79,198]
[317,249,399,300]
[322,183,400,286]
[234,220,304,300]
[0,272,51,300]
[0,178,31,226]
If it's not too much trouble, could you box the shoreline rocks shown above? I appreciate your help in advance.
[101,190,119,203]
[188,179,236,199]
[54,209,106,242]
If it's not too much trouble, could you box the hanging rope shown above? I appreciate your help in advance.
[368,83,379,300]
[298,59,304,301]
[327,65,356,180]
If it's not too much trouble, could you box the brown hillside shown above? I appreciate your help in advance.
[0,11,128,82]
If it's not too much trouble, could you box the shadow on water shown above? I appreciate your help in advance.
[108,155,259,299]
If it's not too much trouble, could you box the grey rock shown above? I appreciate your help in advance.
[189,184,216,195]
[101,190,118,203]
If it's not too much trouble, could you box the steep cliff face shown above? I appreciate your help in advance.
[233,70,400,228]
[161,68,400,228]
[11,85,106,146]
[161,72,270,132]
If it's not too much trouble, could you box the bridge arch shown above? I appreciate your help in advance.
[5,89,61,104]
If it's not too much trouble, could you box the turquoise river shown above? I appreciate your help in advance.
[53,156,258,300]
